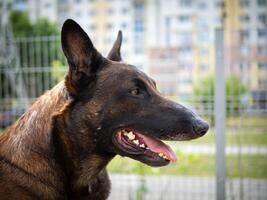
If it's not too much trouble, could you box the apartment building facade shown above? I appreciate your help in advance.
[11,0,267,104]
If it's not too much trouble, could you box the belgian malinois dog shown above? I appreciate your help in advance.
[0,19,208,199]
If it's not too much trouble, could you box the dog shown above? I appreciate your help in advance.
[0,19,209,200]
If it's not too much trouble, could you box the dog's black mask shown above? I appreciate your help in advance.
[61,19,209,167]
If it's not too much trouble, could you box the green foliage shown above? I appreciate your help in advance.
[193,75,214,97]
[9,10,59,37]
[32,18,58,36]
[194,75,247,98]
[9,10,33,37]
[52,60,67,83]
[193,75,248,117]
[226,75,247,96]
[108,153,267,178]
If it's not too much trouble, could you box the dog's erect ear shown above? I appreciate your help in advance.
[61,19,105,96]
[107,30,122,62]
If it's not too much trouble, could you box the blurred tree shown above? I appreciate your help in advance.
[52,60,67,83]
[194,75,247,124]
[32,18,58,36]
[9,11,58,37]
[9,10,33,37]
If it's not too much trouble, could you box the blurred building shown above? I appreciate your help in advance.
[148,48,179,99]
[148,47,198,102]
[146,0,222,97]
[28,0,58,22]
[224,0,267,105]
[25,0,145,70]
[9,0,267,103]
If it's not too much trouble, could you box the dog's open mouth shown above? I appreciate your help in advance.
[114,129,177,166]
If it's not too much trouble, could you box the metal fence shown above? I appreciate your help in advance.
[0,32,267,200]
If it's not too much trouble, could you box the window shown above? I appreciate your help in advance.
[178,15,190,23]
[44,2,51,8]
[198,16,209,27]
[107,8,114,15]
[257,0,267,6]
[258,29,267,38]
[198,2,207,9]
[106,23,113,29]
[165,17,171,46]
[240,15,250,23]
[134,20,144,32]
[134,2,144,54]
[258,62,267,69]
[180,46,192,55]
[240,0,249,7]
[240,45,249,55]
[134,3,144,32]
[179,0,192,7]
[198,31,210,42]
[200,64,209,70]
[258,14,267,25]
[122,7,128,14]
[258,79,267,88]
[178,32,192,44]
[200,48,208,55]
[258,46,267,55]
[178,78,192,84]
[240,30,250,40]
[240,62,249,70]
[121,22,127,28]
[215,1,224,8]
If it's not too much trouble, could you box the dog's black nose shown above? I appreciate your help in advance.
[193,119,209,135]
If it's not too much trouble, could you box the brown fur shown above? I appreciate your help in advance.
[0,81,112,199]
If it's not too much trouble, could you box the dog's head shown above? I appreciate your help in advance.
[61,19,209,167]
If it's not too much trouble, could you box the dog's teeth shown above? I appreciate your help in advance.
[163,155,167,159]
[127,132,135,140]
[146,147,150,150]
[133,140,139,145]
[158,153,164,157]
[140,144,145,148]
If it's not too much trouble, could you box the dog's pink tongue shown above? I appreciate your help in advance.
[136,133,177,163]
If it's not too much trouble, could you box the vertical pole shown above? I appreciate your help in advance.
[215,28,226,200]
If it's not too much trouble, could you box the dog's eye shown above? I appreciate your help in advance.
[130,88,140,95]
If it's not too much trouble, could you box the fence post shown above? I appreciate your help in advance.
[215,28,226,200]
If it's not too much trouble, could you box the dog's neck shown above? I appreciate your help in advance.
[52,106,114,193]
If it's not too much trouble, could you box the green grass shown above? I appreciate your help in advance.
[108,153,267,178]
[180,130,267,145]
[227,116,267,128]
